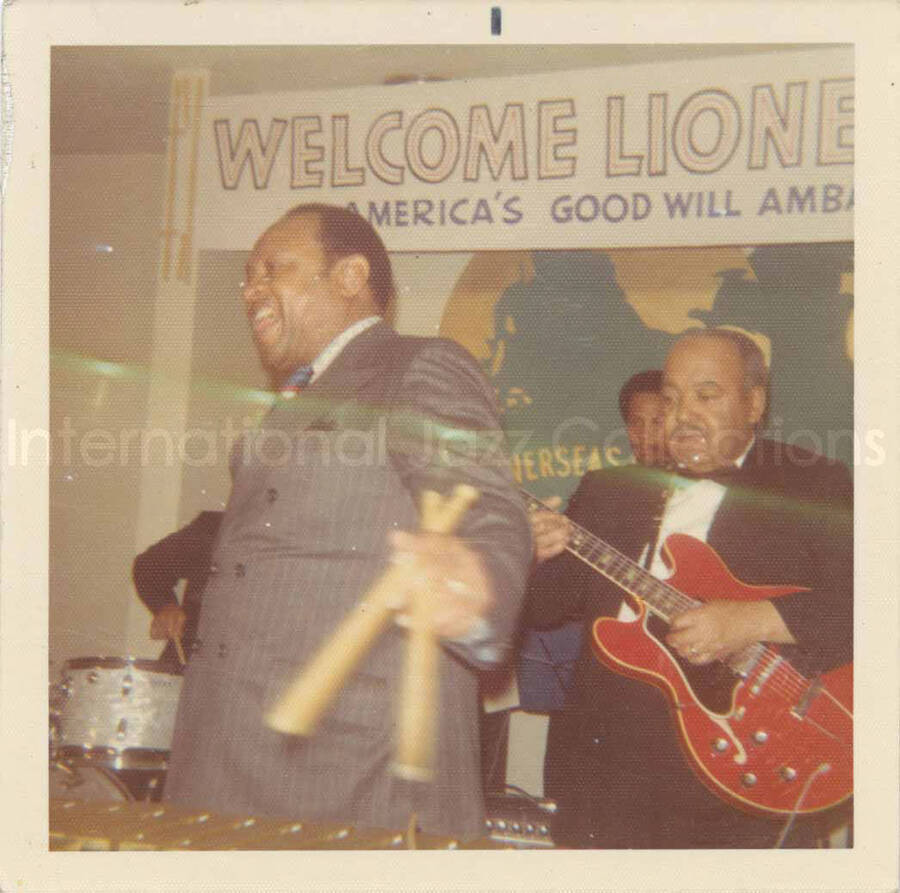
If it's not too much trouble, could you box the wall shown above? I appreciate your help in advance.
[49,152,165,670]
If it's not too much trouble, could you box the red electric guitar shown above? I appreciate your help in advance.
[523,490,853,817]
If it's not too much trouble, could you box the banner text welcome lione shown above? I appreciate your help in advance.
[214,80,852,191]
[195,48,853,250]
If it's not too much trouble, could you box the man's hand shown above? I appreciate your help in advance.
[150,604,187,642]
[529,495,571,563]
[666,599,795,665]
[388,531,493,639]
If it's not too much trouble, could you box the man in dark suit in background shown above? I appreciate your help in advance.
[132,511,222,669]
[163,204,532,840]
[618,369,667,469]
[527,328,852,847]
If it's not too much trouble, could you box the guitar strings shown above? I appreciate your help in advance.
[526,494,850,820]
[525,492,841,711]
[565,513,831,706]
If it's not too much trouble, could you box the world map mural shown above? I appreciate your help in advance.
[441,242,854,504]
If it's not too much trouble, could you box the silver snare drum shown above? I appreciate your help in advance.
[52,657,183,770]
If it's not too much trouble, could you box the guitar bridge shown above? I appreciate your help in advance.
[791,676,822,718]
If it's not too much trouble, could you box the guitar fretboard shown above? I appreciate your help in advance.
[522,489,762,676]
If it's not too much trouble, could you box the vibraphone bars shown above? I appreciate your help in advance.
[50,799,504,850]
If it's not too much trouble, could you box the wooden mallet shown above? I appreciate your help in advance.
[264,484,479,783]
[391,487,477,781]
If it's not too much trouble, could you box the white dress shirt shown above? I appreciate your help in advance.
[617,441,754,621]
[279,316,382,398]
[307,315,382,382]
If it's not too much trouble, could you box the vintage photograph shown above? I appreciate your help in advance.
[2,5,897,891]
[47,42,855,848]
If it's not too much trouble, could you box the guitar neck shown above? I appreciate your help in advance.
[523,488,763,676]
[522,489,699,624]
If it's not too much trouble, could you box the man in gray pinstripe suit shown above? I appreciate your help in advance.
[163,203,532,840]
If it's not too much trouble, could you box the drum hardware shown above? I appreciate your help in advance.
[51,656,183,770]
[49,762,133,802]
[50,656,182,800]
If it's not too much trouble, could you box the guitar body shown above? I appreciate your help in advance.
[590,533,853,816]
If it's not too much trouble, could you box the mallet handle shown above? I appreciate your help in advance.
[264,485,479,739]
[392,486,479,780]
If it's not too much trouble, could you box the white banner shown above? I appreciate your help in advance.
[195,47,852,251]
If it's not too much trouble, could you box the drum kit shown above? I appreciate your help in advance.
[49,656,183,803]
[49,486,478,807]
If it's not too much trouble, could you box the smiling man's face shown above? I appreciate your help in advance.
[662,336,765,474]
[241,214,359,384]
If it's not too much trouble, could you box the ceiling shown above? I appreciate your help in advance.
[50,44,822,155]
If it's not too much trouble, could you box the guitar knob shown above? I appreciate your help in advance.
[712,738,729,752]
[780,766,797,781]
[741,772,758,787]
[752,730,768,744]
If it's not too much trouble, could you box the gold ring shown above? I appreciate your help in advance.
[445,578,473,596]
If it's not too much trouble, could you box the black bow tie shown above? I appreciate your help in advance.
[669,463,742,486]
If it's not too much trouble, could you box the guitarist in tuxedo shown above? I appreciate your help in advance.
[525,328,852,848]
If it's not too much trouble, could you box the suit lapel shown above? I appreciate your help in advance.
[310,321,398,397]
[265,322,401,433]
[708,438,781,554]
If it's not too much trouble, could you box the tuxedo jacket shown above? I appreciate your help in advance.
[164,322,532,839]
[525,439,852,847]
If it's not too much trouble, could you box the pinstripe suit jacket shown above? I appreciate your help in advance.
[163,322,532,839]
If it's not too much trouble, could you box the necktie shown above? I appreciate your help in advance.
[279,365,314,398]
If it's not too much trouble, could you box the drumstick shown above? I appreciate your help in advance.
[392,488,478,780]
[173,637,187,667]
[264,485,479,737]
